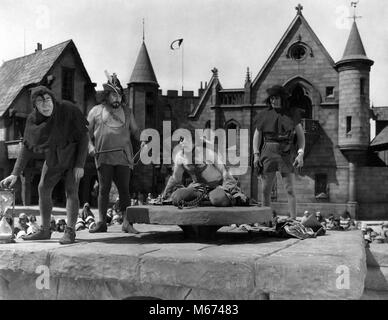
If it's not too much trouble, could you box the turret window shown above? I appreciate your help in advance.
[360,78,366,96]
[346,116,352,134]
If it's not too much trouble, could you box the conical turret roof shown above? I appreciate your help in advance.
[336,21,373,66]
[129,41,158,86]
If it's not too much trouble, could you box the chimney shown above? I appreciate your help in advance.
[198,81,205,97]
[35,43,42,53]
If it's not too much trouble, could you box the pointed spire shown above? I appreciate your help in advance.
[336,20,373,67]
[342,21,367,59]
[129,41,159,86]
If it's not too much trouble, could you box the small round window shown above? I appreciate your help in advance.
[290,44,307,60]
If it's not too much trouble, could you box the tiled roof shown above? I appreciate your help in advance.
[129,41,158,86]
[0,40,71,116]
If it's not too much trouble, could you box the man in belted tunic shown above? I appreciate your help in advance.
[253,85,305,219]
[87,73,145,233]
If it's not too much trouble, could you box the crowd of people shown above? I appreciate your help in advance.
[362,222,388,244]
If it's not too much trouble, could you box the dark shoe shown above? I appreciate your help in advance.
[89,221,107,233]
[59,227,76,245]
[22,226,51,241]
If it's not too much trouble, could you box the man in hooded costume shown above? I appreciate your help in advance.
[253,85,305,219]
[87,72,145,233]
[0,86,89,244]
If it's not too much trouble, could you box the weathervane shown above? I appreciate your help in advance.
[349,1,362,22]
[142,18,145,41]
[295,3,303,15]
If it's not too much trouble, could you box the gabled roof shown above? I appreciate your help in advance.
[129,41,158,86]
[188,74,221,119]
[252,11,335,87]
[371,126,388,151]
[0,40,91,117]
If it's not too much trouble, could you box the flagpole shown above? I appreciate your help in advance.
[181,42,184,93]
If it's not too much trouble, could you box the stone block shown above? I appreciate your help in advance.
[125,205,272,226]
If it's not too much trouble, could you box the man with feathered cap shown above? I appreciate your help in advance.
[253,85,305,219]
[87,72,145,233]
[0,86,89,244]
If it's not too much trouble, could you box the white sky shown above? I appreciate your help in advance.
[0,0,388,107]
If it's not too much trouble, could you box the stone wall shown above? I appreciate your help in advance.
[356,167,388,220]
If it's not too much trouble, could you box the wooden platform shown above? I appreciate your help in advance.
[125,205,273,239]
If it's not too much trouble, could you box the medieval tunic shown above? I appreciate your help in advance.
[254,106,301,174]
[87,104,140,169]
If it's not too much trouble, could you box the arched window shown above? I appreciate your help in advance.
[225,120,240,152]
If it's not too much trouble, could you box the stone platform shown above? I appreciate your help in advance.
[125,205,272,239]
[0,224,367,300]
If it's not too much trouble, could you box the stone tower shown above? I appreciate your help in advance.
[127,41,160,194]
[127,41,159,132]
[335,21,374,164]
[335,20,374,216]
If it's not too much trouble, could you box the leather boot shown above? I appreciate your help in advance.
[22,226,51,241]
[59,226,76,245]
[89,221,107,233]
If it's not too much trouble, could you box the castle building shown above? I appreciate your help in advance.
[128,5,388,219]
[1,5,387,219]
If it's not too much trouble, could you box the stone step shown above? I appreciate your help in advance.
[0,227,367,300]
[364,266,388,291]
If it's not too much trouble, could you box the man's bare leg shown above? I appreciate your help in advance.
[261,172,277,207]
[281,172,297,219]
